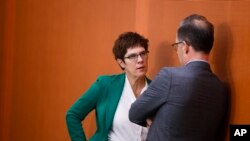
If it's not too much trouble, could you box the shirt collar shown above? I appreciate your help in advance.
[125,75,148,96]
[185,59,209,65]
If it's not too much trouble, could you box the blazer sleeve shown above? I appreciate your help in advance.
[129,68,171,126]
[66,76,104,141]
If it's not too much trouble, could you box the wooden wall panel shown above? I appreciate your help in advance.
[1,0,250,141]
[1,0,15,140]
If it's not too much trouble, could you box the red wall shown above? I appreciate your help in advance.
[1,0,250,141]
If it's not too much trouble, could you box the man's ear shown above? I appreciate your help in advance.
[117,59,125,69]
[183,42,189,54]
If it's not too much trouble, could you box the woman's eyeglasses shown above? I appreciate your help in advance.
[124,51,149,62]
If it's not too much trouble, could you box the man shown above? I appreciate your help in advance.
[129,14,228,141]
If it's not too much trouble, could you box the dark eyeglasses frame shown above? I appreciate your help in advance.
[171,41,189,51]
[124,50,149,62]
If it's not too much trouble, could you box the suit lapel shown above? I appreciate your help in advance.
[104,73,125,133]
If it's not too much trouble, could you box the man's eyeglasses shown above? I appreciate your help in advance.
[124,51,149,62]
[171,41,190,51]
[171,41,185,51]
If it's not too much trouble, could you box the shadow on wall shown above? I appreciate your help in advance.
[213,23,234,141]
[150,41,177,78]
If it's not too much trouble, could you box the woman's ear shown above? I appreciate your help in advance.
[117,59,125,69]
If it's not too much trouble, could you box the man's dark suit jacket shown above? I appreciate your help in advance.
[129,61,228,141]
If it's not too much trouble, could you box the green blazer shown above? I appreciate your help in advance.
[66,73,151,141]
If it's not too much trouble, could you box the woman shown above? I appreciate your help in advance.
[66,32,150,141]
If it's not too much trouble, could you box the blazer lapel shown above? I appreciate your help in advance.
[104,73,125,133]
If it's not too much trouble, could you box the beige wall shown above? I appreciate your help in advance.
[1,0,250,141]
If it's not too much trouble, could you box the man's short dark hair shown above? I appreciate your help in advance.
[177,14,214,54]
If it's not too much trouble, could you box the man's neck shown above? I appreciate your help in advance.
[185,51,209,65]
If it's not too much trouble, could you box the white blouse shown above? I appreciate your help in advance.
[108,76,148,141]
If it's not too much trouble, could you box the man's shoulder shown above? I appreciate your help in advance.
[160,66,183,73]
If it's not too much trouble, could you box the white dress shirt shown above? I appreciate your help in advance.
[108,75,148,141]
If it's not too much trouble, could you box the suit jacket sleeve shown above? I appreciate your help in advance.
[66,76,104,141]
[129,68,171,126]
